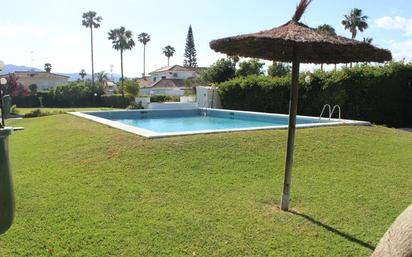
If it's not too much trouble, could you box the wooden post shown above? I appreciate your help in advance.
[280,45,300,211]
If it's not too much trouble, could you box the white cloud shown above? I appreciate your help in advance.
[375,16,412,36]
[388,39,412,60]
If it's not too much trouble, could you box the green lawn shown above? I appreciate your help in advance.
[2,114,412,256]
[15,107,117,115]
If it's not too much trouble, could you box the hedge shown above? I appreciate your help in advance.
[100,95,131,108]
[12,96,41,108]
[217,62,412,127]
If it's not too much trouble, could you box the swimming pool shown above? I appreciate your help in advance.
[71,108,369,138]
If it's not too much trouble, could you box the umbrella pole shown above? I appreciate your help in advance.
[280,45,300,211]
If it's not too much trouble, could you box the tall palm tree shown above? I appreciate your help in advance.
[162,45,175,66]
[108,27,135,100]
[82,11,102,93]
[79,69,87,80]
[316,24,336,71]
[341,8,368,39]
[44,63,52,73]
[138,32,151,77]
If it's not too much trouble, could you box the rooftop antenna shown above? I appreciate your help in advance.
[30,50,34,68]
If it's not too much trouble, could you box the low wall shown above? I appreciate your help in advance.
[148,102,198,110]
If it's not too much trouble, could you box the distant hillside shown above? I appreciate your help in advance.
[0,64,41,75]
[0,64,121,82]
[60,72,121,82]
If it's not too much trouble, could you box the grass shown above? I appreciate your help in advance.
[1,114,412,256]
[14,107,117,115]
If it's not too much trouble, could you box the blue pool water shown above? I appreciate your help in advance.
[85,109,331,134]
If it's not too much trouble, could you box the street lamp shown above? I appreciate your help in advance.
[0,59,14,235]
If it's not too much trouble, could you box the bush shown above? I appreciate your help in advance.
[217,62,412,127]
[100,94,130,108]
[23,109,50,118]
[41,82,95,107]
[12,95,41,108]
[124,80,140,98]
[150,95,180,103]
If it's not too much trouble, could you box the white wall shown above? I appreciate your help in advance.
[19,77,68,90]
[196,86,221,108]
[150,70,197,82]
[140,87,185,96]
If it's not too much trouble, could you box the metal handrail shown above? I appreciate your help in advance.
[319,104,332,120]
[331,105,341,120]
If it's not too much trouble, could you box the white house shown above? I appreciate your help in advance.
[1,71,69,90]
[139,65,205,96]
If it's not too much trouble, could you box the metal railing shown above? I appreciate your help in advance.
[320,104,341,120]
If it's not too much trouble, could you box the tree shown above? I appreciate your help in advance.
[316,25,336,70]
[236,59,264,77]
[267,62,291,77]
[108,27,135,101]
[44,63,52,73]
[137,32,151,77]
[201,58,236,83]
[124,79,140,98]
[79,69,87,80]
[162,45,175,66]
[29,84,38,95]
[3,74,29,96]
[316,24,336,35]
[82,11,103,93]
[95,71,109,94]
[342,8,368,39]
[183,25,198,67]
[363,37,373,44]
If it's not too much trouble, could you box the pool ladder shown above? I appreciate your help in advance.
[320,104,341,120]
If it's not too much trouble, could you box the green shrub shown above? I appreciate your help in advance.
[23,109,50,118]
[12,96,41,108]
[217,62,412,127]
[10,105,18,115]
[124,80,140,98]
[150,95,180,103]
[100,94,130,108]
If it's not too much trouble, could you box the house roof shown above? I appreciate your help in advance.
[149,65,200,74]
[0,71,70,79]
[137,78,154,88]
[150,79,186,88]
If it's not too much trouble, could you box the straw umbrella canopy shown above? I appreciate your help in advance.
[210,0,392,211]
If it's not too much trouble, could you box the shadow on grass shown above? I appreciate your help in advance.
[289,210,375,251]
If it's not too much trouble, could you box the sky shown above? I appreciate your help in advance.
[1,0,412,77]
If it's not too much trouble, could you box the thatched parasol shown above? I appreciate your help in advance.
[210,0,392,211]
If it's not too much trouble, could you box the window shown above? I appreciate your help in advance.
[173,73,178,78]
[161,76,166,79]
[153,77,157,82]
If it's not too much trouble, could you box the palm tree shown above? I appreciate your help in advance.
[108,27,135,101]
[316,24,336,71]
[44,63,52,73]
[79,69,87,80]
[95,71,109,94]
[82,11,103,93]
[316,24,336,35]
[162,45,175,66]
[363,37,373,44]
[138,32,151,77]
[95,70,109,83]
[342,8,368,39]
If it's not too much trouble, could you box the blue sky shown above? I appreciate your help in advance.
[1,0,412,76]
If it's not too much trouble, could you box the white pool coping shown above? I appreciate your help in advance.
[69,108,370,139]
